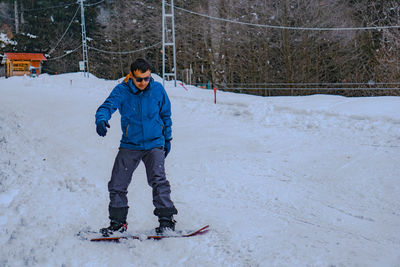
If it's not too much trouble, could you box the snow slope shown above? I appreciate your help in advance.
[0,73,399,266]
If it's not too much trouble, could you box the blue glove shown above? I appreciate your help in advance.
[96,121,110,137]
[164,139,171,157]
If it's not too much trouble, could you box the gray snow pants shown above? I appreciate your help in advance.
[108,147,177,217]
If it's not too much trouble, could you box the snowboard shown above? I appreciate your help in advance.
[89,225,209,242]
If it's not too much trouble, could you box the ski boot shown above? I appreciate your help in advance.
[155,216,176,235]
[100,220,128,237]
[100,206,128,237]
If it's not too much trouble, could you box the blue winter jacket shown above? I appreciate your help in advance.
[95,77,172,150]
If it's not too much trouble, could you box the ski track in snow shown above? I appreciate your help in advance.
[0,74,399,266]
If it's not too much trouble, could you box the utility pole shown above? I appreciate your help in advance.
[79,0,89,77]
[162,0,177,87]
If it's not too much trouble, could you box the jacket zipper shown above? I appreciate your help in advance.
[139,94,144,147]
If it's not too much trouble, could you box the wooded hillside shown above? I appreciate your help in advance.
[1,0,399,95]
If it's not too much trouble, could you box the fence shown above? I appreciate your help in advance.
[211,82,400,97]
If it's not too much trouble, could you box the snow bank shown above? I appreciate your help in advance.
[0,73,399,266]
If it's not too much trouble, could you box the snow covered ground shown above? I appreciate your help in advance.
[0,73,399,266]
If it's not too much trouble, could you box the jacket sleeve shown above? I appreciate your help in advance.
[95,85,122,124]
[160,87,172,141]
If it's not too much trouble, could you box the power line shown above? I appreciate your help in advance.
[13,0,101,14]
[46,44,82,61]
[172,4,400,31]
[84,0,106,7]
[48,6,80,55]
[87,42,162,54]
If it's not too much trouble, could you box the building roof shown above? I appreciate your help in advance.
[4,53,47,61]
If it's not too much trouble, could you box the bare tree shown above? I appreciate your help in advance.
[3,0,397,95]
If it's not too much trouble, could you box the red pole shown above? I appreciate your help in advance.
[213,88,217,104]
[179,82,188,91]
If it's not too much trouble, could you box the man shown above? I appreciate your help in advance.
[95,58,177,236]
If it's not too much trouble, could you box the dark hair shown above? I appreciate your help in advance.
[130,58,153,73]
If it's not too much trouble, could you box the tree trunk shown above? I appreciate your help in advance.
[14,0,19,34]
[282,0,292,84]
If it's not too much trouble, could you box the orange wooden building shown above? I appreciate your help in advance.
[2,53,47,78]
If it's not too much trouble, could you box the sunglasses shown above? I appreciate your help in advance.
[134,76,151,83]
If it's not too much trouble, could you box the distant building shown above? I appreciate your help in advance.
[1,53,47,78]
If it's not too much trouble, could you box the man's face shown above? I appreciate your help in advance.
[132,70,151,91]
